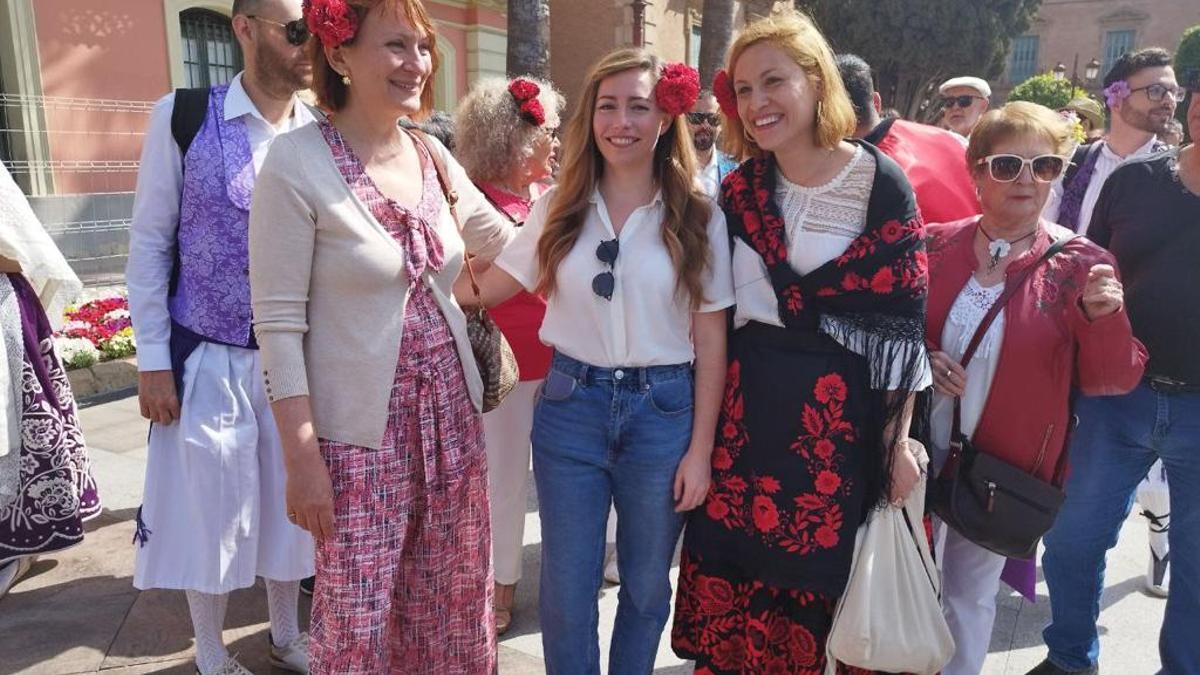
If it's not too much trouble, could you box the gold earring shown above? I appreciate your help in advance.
[341,75,351,86]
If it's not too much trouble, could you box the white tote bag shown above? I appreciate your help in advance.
[825,440,955,675]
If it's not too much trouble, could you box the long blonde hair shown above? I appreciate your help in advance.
[721,9,856,159]
[535,48,713,308]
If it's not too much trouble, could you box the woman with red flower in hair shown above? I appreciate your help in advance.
[463,48,734,672]
[249,0,515,672]
[671,10,931,673]
[451,75,565,635]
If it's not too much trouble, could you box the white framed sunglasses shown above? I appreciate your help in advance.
[977,153,1068,183]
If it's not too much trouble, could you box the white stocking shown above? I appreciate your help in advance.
[265,578,301,647]
[185,590,229,675]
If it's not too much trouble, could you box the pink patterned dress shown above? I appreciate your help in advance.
[308,120,494,674]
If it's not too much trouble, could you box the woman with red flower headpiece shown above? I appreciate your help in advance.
[461,48,733,672]
[670,10,933,674]
[451,75,565,636]
[249,0,515,672]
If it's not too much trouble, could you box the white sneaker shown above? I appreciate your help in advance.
[604,551,620,585]
[1142,508,1170,598]
[0,556,33,599]
[269,632,310,673]
[199,657,253,675]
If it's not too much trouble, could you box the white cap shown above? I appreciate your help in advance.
[938,76,992,98]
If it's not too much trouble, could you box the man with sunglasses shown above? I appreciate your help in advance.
[838,54,979,224]
[1032,78,1200,675]
[688,90,738,199]
[1043,48,1178,236]
[937,76,991,139]
[126,1,315,673]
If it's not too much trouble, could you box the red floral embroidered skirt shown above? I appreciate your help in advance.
[309,286,494,674]
[673,322,882,674]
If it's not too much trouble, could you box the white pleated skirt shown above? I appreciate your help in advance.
[133,342,314,593]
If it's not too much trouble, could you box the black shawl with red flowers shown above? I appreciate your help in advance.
[721,140,928,516]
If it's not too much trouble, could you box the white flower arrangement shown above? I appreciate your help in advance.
[53,336,101,370]
[103,308,131,322]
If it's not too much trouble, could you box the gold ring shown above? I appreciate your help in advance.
[287,512,297,520]
[944,369,952,378]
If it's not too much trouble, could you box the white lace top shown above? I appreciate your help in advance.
[930,276,1005,467]
[731,147,932,390]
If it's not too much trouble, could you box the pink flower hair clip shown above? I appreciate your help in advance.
[303,0,359,49]
[655,63,701,116]
[1103,80,1132,108]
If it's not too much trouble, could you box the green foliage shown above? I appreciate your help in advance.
[1176,25,1200,141]
[1007,73,1090,110]
[1177,25,1200,81]
[796,0,1043,117]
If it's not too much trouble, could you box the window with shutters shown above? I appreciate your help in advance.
[1103,30,1136,77]
[1009,35,1039,85]
[180,9,243,88]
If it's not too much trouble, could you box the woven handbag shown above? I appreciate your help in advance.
[410,130,518,412]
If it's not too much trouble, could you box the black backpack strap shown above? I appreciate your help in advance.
[170,87,210,158]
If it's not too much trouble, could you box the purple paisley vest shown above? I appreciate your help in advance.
[167,84,256,347]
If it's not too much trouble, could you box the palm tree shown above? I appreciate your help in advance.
[507,0,551,79]
[698,0,736,87]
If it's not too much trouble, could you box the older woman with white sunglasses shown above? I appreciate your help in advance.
[921,101,1147,675]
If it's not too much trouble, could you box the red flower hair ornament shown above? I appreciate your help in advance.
[655,63,701,116]
[303,0,359,49]
[712,69,738,118]
[508,78,546,126]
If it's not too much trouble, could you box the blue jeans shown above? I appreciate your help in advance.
[533,352,693,675]
[1042,383,1200,674]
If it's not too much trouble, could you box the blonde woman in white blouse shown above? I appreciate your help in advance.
[465,48,734,673]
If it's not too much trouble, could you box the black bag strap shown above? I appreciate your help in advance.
[949,234,1078,461]
[170,87,210,158]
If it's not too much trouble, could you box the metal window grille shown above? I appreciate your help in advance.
[1009,35,1039,85]
[180,9,243,89]
[1103,30,1136,78]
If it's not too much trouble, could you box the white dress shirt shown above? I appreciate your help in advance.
[699,150,722,200]
[1043,136,1160,235]
[497,186,735,368]
[126,73,315,371]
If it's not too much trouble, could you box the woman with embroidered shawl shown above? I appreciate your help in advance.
[671,11,930,674]
[0,162,100,597]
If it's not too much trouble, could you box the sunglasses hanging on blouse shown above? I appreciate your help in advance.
[592,238,619,301]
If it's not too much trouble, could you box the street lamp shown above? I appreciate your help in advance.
[631,0,647,47]
[1052,63,1067,80]
[1085,58,1101,84]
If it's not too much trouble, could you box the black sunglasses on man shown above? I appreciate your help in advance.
[247,15,311,46]
[941,94,984,109]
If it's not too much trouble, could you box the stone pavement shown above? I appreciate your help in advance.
[0,393,1167,674]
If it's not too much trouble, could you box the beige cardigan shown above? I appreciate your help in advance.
[249,123,512,449]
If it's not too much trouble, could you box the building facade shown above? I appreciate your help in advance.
[548,0,787,115]
[0,0,506,283]
[993,0,1200,102]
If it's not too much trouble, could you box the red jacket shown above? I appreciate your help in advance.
[925,218,1147,482]
[870,119,980,224]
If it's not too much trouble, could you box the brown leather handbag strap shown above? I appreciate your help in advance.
[950,235,1078,448]
[407,128,483,302]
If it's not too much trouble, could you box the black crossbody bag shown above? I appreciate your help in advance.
[930,235,1077,559]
